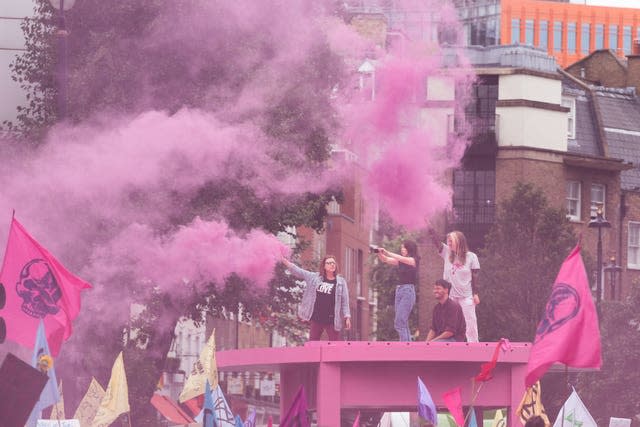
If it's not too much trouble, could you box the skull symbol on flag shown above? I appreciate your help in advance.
[16,259,62,318]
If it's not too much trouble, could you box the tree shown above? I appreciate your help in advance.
[476,182,591,419]
[1,1,56,141]
[5,1,354,424]
[477,182,578,342]
[574,286,640,425]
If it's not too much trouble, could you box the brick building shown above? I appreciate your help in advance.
[563,48,640,300]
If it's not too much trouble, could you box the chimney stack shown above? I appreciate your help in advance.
[627,40,640,95]
[633,39,640,56]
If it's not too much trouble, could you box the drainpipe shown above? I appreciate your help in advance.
[619,192,626,295]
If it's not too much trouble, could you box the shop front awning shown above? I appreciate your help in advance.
[150,393,195,425]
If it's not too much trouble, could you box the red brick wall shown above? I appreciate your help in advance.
[496,148,625,298]
[565,50,628,87]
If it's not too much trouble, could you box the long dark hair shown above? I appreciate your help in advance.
[403,239,418,259]
[402,239,420,285]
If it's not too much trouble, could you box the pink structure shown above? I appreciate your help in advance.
[216,341,532,427]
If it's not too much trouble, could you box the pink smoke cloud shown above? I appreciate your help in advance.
[88,218,286,290]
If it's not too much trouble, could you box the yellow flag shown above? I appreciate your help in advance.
[50,380,65,420]
[91,352,130,427]
[74,377,106,426]
[179,329,218,402]
[491,409,506,427]
[516,381,550,426]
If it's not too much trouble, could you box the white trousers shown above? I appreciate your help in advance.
[451,296,478,342]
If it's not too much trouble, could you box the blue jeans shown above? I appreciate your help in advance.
[394,284,416,342]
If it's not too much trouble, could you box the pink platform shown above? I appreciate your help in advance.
[216,341,531,426]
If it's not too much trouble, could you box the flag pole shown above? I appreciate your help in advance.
[462,380,485,425]
[560,365,570,427]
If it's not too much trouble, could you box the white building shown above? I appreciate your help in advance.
[0,1,34,124]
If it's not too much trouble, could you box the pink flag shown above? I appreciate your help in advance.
[280,385,310,427]
[352,411,360,427]
[474,338,511,382]
[0,217,92,356]
[442,387,464,427]
[525,245,601,387]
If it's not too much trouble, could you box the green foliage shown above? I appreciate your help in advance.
[8,1,348,422]
[369,246,400,341]
[2,1,57,141]
[574,286,640,425]
[477,182,577,342]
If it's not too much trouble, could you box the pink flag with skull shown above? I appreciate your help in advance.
[0,217,91,356]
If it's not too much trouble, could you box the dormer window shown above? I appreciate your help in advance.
[561,97,576,139]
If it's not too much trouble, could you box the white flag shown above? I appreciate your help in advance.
[179,329,218,402]
[553,388,597,427]
[91,352,130,427]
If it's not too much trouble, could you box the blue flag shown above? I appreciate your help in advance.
[26,320,60,427]
[244,407,256,427]
[417,377,437,425]
[469,407,478,427]
[235,414,244,427]
[202,380,216,427]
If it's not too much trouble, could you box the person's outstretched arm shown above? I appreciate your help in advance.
[380,248,415,266]
[281,256,315,282]
[427,228,443,252]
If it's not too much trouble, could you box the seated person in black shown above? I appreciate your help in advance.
[426,279,466,342]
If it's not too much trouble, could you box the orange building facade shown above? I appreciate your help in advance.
[501,0,640,67]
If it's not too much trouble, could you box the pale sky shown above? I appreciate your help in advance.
[572,0,640,7]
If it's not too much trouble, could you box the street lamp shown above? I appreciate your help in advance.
[603,256,622,301]
[48,0,76,120]
[588,204,610,310]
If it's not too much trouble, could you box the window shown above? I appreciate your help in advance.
[568,22,577,54]
[561,97,576,139]
[629,222,640,269]
[486,17,498,45]
[525,19,534,45]
[609,25,618,51]
[539,21,548,49]
[590,183,605,219]
[452,170,496,225]
[554,21,563,52]
[596,24,604,49]
[464,75,499,118]
[566,181,581,221]
[581,24,590,55]
[327,197,340,215]
[511,18,520,43]
[344,246,357,287]
[624,26,632,55]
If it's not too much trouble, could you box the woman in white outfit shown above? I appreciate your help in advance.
[429,229,480,342]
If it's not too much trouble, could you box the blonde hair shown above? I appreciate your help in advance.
[447,231,469,264]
